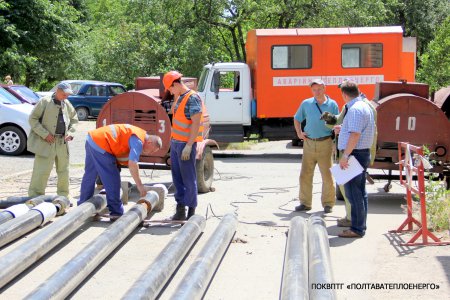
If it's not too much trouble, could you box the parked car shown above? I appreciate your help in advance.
[1,84,41,105]
[37,80,126,121]
[0,87,33,155]
[36,80,96,98]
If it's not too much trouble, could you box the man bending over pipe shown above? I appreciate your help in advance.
[78,124,162,221]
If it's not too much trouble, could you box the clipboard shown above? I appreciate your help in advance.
[330,155,364,185]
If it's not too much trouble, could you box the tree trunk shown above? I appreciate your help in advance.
[229,27,241,62]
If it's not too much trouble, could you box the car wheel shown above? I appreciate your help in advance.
[76,107,89,121]
[0,126,27,156]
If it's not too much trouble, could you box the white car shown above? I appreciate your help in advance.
[0,87,33,155]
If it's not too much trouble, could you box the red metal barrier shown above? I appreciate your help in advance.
[390,142,450,246]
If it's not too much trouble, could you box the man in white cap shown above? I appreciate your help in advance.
[28,82,78,197]
[293,79,339,213]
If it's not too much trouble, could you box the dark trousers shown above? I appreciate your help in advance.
[344,149,370,236]
[78,141,123,216]
[170,140,198,208]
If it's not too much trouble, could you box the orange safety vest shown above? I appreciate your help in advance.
[171,90,204,142]
[89,124,147,166]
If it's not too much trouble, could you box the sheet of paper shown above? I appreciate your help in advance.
[330,155,364,185]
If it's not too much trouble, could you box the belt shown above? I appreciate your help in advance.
[352,148,370,152]
[308,135,332,141]
[54,134,65,137]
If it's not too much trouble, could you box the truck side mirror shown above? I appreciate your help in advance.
[213,70,220,99]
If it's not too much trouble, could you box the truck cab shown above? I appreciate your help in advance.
[197,63,252,142]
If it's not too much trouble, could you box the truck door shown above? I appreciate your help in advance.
[206,70,243,123]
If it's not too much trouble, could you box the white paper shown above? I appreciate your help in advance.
[330,155,364,185]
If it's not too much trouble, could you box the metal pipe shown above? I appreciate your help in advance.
[25,196,46,208]
[0,195,54,226]
[0,195,59,209]
[0,194,107,289]
[280,216,309,300]
[0,212,14,226]
[307,216,336,300]
[27,191,160,300]
[122,214,206,300]
[0,202,57,248]
[0,204,30,225]
[169,213,237,300]
[0,194,51,226]
[51,196,71,216]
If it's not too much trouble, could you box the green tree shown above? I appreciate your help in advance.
[0,0,85,88]
[417,16,450,92]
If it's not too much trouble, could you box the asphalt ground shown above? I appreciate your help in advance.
[0,121,448,299]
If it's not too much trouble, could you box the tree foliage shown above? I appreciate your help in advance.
[0,0,85,88]
[0,0,448,90]
[417,16,450,92]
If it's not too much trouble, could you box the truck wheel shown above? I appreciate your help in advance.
[76,107,89,121]
[0,126,27,156]
[336,184,344,201]
[196,146,214,193]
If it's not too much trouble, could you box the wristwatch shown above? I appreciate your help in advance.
[342,153,350,160]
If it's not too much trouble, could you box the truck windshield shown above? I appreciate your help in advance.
[197,68,209,92]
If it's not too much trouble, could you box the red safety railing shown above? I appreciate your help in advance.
[390,142,450,246]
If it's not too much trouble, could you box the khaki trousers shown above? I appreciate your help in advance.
[28,137,70,197]
[299,138,335,208]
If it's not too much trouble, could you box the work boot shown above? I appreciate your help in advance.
[172,204,187,221]
[295,204,311,212]
[187,207,196,219]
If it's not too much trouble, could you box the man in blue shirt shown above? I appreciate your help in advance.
[335,80,375,238]
[294,79,339,213]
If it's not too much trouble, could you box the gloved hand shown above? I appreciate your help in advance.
[181,144,192,161]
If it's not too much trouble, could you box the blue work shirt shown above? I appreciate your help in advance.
[87,134,143,162]
[294,96,339,139]
[338,96,375,150]
[173,90,202,120]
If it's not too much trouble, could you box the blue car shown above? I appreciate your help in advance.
[60,81,126,121]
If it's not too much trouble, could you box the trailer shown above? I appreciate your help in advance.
[97,76,217,193]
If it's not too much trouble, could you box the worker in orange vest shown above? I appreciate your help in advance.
[77,124,162,221]
[163,71,204,220]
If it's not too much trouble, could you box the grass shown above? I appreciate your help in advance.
[422,146,450,232]
[424,174,450,232]
[219,134,269,150]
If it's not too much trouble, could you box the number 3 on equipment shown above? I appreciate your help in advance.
[395,116,416,131]
[159,120,165,133]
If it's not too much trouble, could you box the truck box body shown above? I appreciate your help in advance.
[245,26,416,118]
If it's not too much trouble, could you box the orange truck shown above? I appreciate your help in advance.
[196,26,416,142]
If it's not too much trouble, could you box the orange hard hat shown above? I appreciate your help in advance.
[163,71,183,91]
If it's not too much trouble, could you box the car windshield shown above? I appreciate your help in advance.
[197,68,209,93]
[10,86,40,104]
[0,87,22,104]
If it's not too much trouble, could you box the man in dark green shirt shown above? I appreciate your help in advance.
[28,82,78,197]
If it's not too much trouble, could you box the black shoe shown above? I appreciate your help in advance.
[295,204,311,212]
[187,207,196,219]
[172,204,187,221]
[324,206,333,213]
